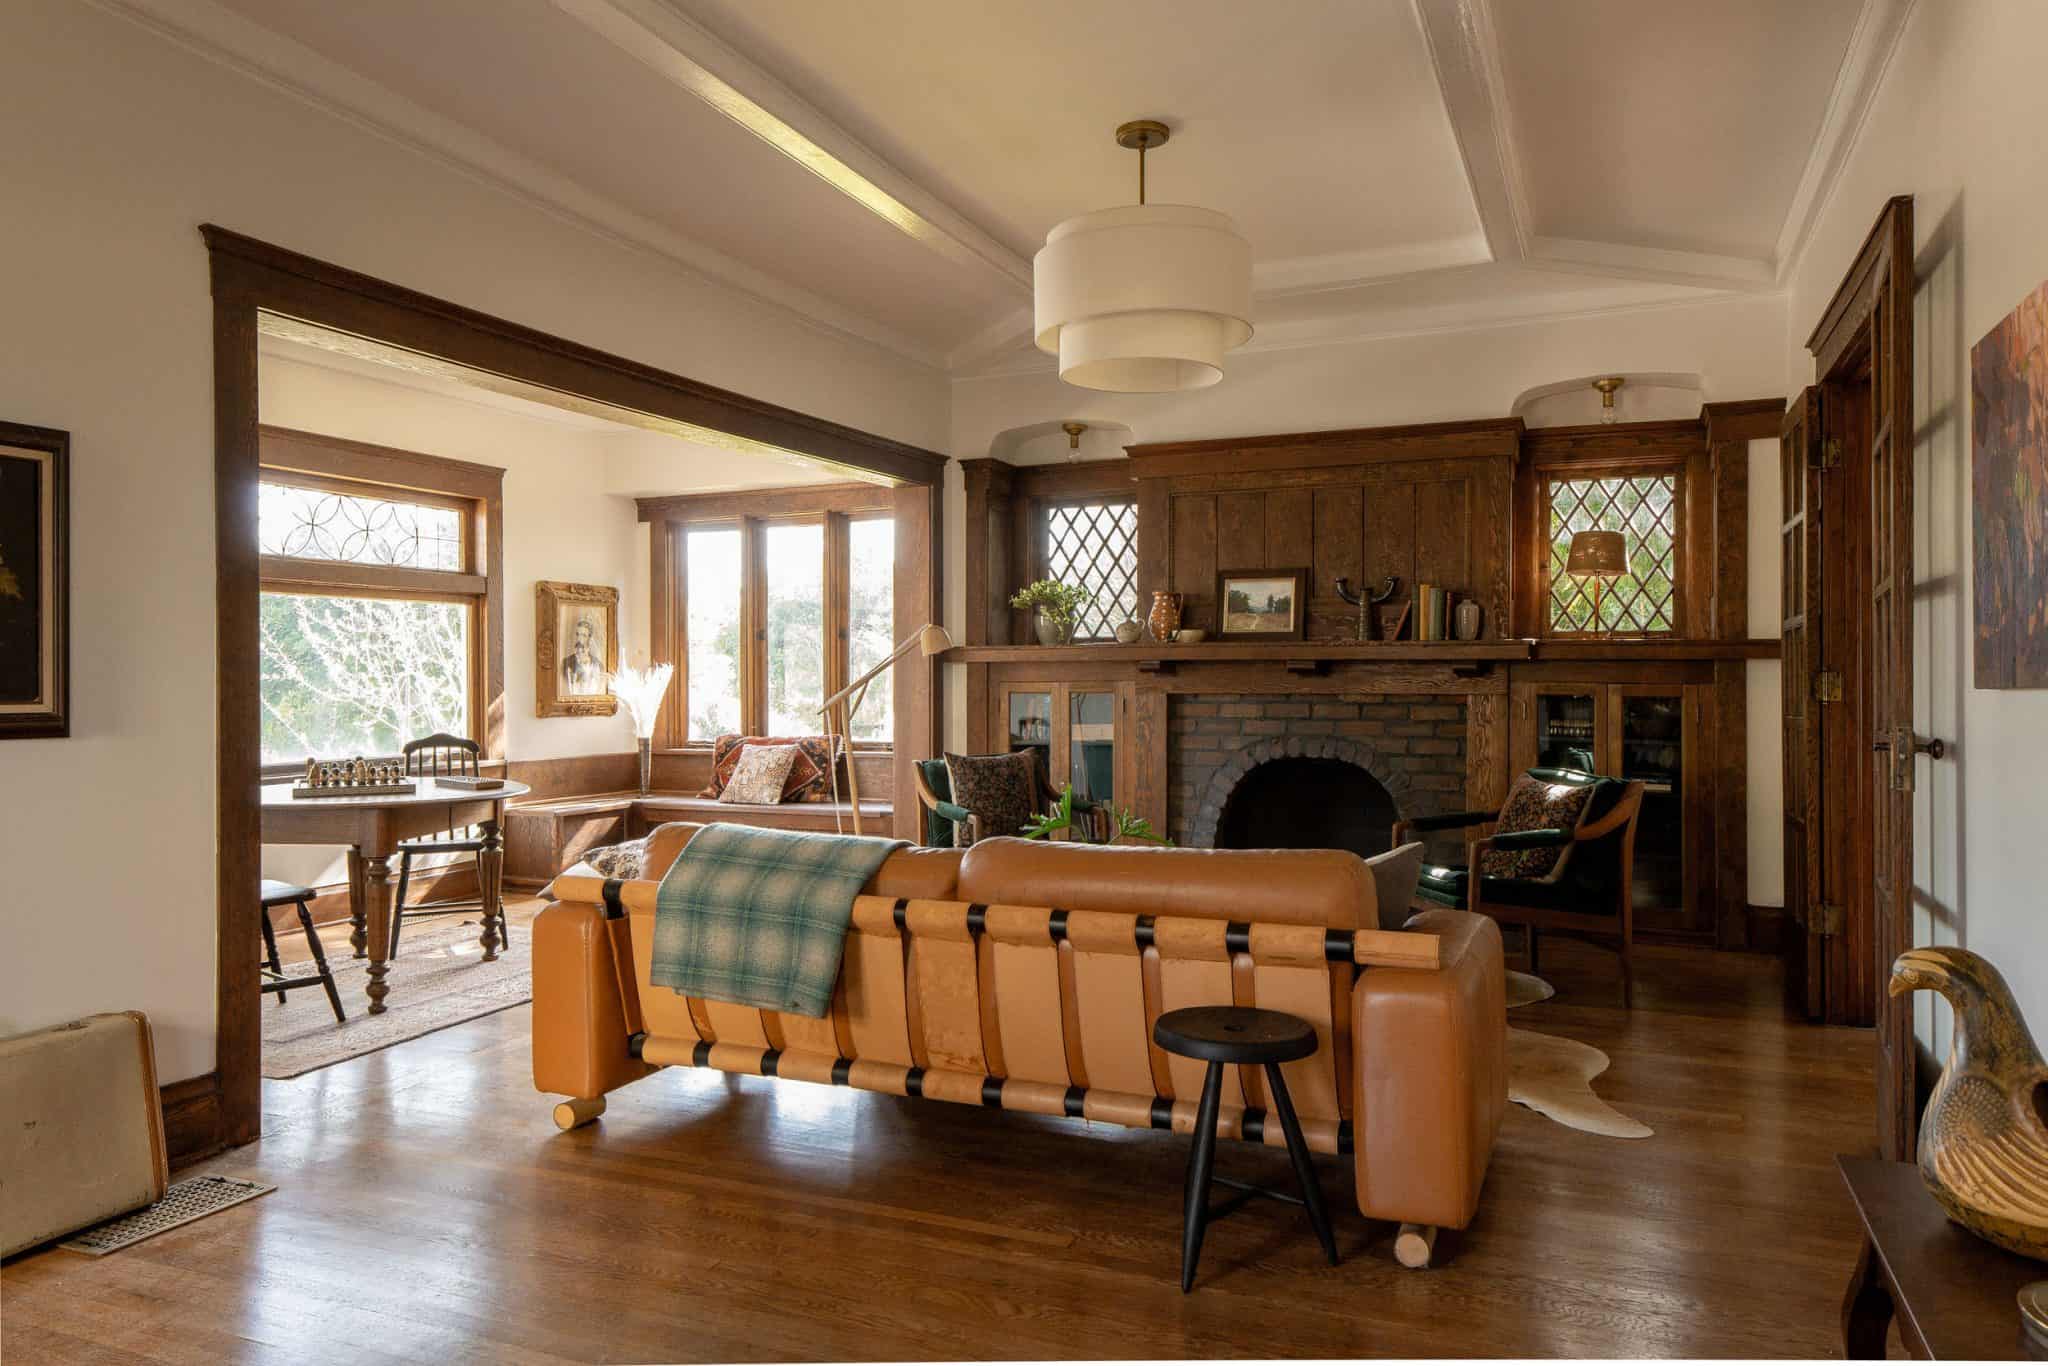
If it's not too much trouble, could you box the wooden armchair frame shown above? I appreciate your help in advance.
[1395,779,1645,1005]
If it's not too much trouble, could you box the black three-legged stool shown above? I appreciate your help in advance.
[260,879,347,1023]
[1153,1006,1338,1291]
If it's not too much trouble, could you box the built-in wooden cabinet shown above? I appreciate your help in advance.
[1510,671,1717,940]
[993,681,1134,833]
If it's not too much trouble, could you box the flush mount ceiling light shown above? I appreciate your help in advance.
[1034,120,1253,393]
[1592,375,1625,424]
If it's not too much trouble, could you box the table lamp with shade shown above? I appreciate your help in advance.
[1565,529,1628,636]
[818,623,954,834]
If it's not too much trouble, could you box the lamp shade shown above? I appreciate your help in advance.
[1033,204,1253,392]
[915,623,954,657]
[1565,529,1627,579]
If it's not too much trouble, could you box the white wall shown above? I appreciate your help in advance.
[1780,0,2048,1051]
[948,294,1794,905]
[0,0,946,1083]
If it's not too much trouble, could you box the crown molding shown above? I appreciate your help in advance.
[86,0,949,371]
[1770,0,1918,285]
[552,0,1031,295]
[1253,233,1494,297]
[1525,236,1777,292]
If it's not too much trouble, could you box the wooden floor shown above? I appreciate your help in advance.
[2,929,1880,1362]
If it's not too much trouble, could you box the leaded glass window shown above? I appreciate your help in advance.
[260,481,465,570]
[1045,501,1138,640]
[1547,473,1680,633]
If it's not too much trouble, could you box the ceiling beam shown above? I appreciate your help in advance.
[553,0,1030,297]
[1413,0,1530,265]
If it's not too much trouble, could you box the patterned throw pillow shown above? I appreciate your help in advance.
[702,734,836,802]
[942,751,1041,847]
[720,743,801,805]
[583,836,650,881]
[1478,774,1595,880]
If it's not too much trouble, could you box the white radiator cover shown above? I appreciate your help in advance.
[1,1011,168,1256]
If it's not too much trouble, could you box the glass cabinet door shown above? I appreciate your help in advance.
[1533,691,1600,772]
[1069,690,1117,804]
[1614,690,1686,916]
[1006,691,1054,776]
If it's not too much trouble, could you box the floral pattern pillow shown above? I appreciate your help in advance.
[583,836,650,881]
[942,750,1040,847]
[701,733,837,802]
[1478,775,1594,880]
[719,744,801,805]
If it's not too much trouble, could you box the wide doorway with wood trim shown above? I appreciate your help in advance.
[202,227,946,1160]
[1779,196,1932,1164]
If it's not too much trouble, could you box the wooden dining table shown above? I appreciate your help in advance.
[260,777,531,1015]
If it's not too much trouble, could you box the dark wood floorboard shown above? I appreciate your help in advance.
[1,931,1878,1362]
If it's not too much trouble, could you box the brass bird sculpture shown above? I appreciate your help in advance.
[1889,945,2048,1261]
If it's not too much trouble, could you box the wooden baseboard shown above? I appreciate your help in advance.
[161,1072,227,1168]
[1744,903,1789,955]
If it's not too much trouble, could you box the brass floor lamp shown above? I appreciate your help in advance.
[818,623,953,835]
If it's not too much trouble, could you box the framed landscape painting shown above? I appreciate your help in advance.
[1971,280,2048,689]
[0,422,68,739]
[536,580,618,717]
[1215,567,1308,641]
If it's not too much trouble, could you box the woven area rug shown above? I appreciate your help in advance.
[261,915,529,1079]
[1503,970,1653,1139]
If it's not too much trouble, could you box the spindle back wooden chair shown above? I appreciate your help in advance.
[391,733,505,956]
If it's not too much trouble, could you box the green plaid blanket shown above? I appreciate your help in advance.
[649,823,906,1017]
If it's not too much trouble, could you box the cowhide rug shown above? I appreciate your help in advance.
[1504,973,1653,1140]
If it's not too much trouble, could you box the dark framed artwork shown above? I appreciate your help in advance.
[535,580,618,717]
[0,422,69,738]
[1971,280,2048,688]
[1214,567,1308,641]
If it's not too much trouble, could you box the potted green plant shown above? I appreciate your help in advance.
[1010,578,1091,646]
[1021,783,1172,846]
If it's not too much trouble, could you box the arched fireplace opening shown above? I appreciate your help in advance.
[1214,758,1398,859]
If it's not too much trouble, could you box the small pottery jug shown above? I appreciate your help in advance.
[1034,613,1076,647]
[1113,619,1142,644]
[1147,591,1184,643]
[1454,598,1483,641]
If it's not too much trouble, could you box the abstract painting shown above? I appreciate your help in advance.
[1972,280,2048,688]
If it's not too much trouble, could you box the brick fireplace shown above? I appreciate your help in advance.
[1168,693,1469,854]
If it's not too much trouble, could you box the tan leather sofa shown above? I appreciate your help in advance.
[533,823,1505,1263]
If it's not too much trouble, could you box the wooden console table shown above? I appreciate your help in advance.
[260,778,530,1015]
[1838,1155,2041,1359]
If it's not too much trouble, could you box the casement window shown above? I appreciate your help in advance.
[255,429,503,772]
[1041,497,1138,641]
[1543,468,1683,635]
[657,494,894,746]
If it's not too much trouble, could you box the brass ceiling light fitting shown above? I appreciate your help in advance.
[1032,119,1253,393]
[1061,421,1087,462]
[1592,375,1625,425]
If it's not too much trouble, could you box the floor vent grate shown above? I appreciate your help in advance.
[59,1175,275,1255]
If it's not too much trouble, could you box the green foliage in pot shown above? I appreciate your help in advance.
[1009,578,1090,641]
[1021,783,1173,846]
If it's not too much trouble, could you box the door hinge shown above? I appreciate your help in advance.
[1813,902,1846,936]
[1815,437,1843,471]
[1813,669,1843,703]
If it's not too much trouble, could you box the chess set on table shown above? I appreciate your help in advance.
[290,757,416,799]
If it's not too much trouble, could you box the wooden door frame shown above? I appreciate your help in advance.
[1795,195,1916,1159]
[199,226,947,1158]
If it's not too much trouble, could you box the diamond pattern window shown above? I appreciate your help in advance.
[1045,501,1138,640]
[1547,473,1680,634]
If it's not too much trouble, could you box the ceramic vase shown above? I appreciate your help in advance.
[1147,591,1183,642]
[1454,598,1483,642]
[637,737,653,795]
[1035,613,1076,646]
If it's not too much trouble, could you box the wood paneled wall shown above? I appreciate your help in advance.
[1128,419,1520,642]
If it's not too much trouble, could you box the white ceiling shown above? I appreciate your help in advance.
[147,0,1903,375]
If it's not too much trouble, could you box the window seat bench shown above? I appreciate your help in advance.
[502,789,894,888]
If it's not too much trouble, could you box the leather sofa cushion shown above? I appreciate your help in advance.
[958,836,1371,930]
[643,821,963,900]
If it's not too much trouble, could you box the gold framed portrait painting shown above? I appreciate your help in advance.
[0,422,68,739]
[536,580,618,717]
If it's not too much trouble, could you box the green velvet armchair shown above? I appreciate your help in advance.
[1393,766,1646,1005]
[912,755,1105,847]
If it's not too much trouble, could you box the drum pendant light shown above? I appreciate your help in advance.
[1033,120,1253,393]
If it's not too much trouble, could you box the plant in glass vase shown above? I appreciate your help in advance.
[1009,578,1090,646]
[608,661,675,794]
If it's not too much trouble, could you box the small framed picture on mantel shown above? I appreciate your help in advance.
[1214,567,1308,642]
[0,421,69,739]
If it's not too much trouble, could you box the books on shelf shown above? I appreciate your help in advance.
[1413,583,1453,641]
